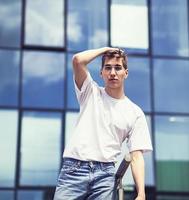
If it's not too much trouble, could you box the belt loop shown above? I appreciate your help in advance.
[77,161,81,167]
[100,162,103,169]
[89,161,94,168]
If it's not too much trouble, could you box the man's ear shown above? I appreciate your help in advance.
[100,70,103,77]
[125,69,128,79]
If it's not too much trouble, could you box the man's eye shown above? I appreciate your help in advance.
[115,66,122,71]
[105,66,112,70]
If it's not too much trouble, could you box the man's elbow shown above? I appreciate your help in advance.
[72,54,80,66]
[72,54,85,67]
[130,150,144,164]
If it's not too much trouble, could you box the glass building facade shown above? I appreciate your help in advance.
[0,0,189,199]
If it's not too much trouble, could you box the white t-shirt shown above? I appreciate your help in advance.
[63,73,153,162]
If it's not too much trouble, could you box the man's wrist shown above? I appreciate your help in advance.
[101,47,110,53]
[137,193,145,199]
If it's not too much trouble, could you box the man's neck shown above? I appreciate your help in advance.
[105,87,125,99]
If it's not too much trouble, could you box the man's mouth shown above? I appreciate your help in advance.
[108,78,118,82]
[109,78,118,81]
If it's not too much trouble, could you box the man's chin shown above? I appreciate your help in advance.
[106,84,120,89]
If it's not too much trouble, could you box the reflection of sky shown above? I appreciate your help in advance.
[0,50,19,88]
[0,50,19,104]
[67,13,83,43]
[25,0,64,46]
[152,0,189,56]
[0,1,21,47]
[126,57,151,112]
[17,191,43,200]
[0,191,14,200]
[0,2,20,28]
[111,3,148,49]
[22,51,65,108]
[23,51,65,84]
[155,116,189,161]
[0,110,18,187]
[67,0,108,50]
[154,59,189,113]
[20,112,61,186]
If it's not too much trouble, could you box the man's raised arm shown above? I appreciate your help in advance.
[72,47,118,90]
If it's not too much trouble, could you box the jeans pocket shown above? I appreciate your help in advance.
[62,163,80,174]
[57,162,80,186]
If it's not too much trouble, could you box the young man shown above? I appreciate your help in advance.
[53,47,153,200]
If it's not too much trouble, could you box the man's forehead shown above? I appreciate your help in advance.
[104,57,123,65]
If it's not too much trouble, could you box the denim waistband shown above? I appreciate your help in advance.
[63,157,115,167]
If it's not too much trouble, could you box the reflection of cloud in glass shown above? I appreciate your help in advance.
[89,29,108,48]
[20,113,61,185]
[128,57,149,73]
[25,0,64,46]
[156,131,189,161]
[21,115,61,169]
[169,117,189,123]
[155,116,189,161]
[0,2,20,30]
[154,59,189,113]
[23,52,64,84]
[67,13,83,43]
[68,13,108,49]
[111,4,148,49]
[0,50,19,92]
[17,191,43,199]
[0,110,18,186]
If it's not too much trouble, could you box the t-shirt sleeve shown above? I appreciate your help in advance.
[73,72,93,105]
[127,112,153,153]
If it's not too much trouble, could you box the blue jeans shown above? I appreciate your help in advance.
[53,158,117,200]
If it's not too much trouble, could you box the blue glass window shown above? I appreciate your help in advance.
[20,112,62,186]
[111,0,149,53]
[22,51,65,109]
[154,59,189,113]
[0,191,14,200]
[125,57,151,112]
[25,0,64,47]
[0,50,20,106]
[17,191,44,200]
[155,116,189,192]
[151,0,189,56]
[0,110,18,187]
[0,0,21,47]
[67,0,108,51]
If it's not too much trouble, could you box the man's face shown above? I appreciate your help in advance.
[101,57,128,89]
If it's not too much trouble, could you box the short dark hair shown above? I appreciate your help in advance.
[101,49,128,69]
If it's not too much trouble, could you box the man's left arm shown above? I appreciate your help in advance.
[130,150,146,200]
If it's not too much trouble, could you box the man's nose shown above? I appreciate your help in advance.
[110,67,116,75]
